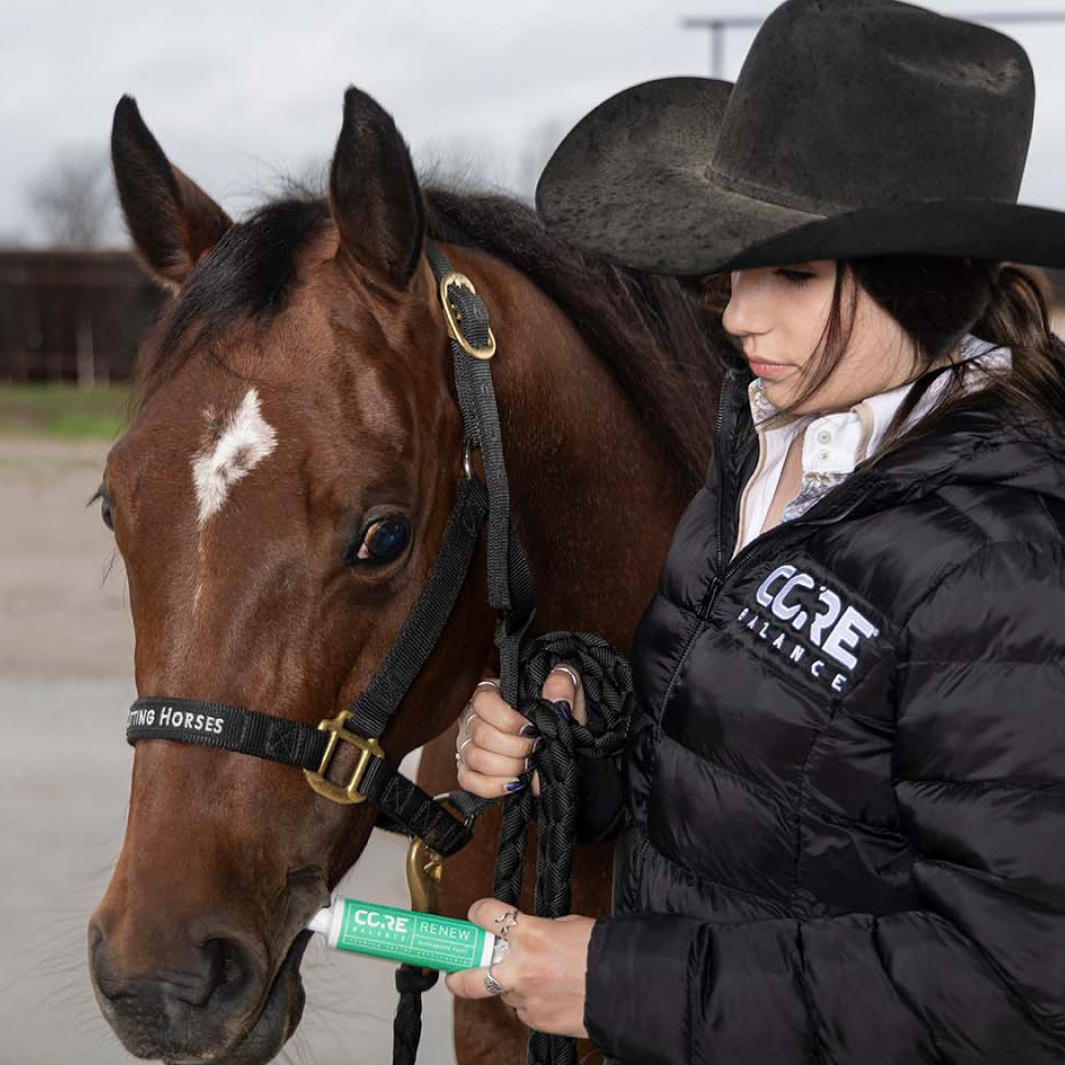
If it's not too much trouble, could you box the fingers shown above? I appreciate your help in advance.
[440,898,528,996]
[468,682,531,736]
[444,898,537,1001]
[457,760,529,799]
[540,662,587,725]
[466,896,539,933]
[462,742,532,780]
[445,963,509,1000]
[466,715,537,760]
[457,675,539,800]
[444,960,524,1006]
[458,665,588,801]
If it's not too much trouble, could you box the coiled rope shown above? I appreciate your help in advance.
[392,629,632,1065]
[494,630,633,1065]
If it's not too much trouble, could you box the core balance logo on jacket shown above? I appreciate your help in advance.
[735,564,880,693]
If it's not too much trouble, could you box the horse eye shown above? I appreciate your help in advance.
[348,516,410,566]
[92,489,114,531]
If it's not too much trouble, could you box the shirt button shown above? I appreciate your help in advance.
[818,449,830,461]
[816,430,832,444]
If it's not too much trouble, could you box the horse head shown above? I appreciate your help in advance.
[89,87,502,1065]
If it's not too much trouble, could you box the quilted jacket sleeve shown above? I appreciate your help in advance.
[583,539,1065,1064]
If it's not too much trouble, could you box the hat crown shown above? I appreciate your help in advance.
[711,0,1035,213]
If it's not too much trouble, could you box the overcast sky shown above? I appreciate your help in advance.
[4,0,1065,246]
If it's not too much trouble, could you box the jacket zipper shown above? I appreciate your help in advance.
[633,373,877,897]
[651,371,743,721]
[697,367,879,619]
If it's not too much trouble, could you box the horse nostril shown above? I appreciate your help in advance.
[88,920,105,963]
[202,936,254,1005]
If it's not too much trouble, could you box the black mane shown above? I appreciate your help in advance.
[138,185,728,490]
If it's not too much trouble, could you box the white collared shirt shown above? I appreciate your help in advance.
[731,332,1014,560]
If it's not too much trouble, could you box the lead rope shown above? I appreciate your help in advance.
[491,631,633,1065]
[392,630,633,1065]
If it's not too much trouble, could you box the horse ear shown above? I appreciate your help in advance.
[111,95,232,289]
[328,86,425,291]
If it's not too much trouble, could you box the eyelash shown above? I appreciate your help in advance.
[777,269,814,286]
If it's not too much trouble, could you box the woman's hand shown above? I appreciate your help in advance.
[445,898,595,1038]
[456,663,587,798]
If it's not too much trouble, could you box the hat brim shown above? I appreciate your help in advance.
[535,76,1065,276]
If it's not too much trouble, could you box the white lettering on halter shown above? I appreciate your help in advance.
[192,389,278,526]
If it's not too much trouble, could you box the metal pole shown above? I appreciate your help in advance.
[682,11,1065,77]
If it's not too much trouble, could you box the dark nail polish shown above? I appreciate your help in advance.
[504,779,526,793]
[519,723,540,738]
[553,699,572,720]
[532,737,544,754]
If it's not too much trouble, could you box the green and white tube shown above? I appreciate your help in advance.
[307,897,509,973]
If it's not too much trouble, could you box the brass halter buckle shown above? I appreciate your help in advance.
[439,271,496,360]
[303,709,385,805]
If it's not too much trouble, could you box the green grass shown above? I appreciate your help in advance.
[0,382,132,439]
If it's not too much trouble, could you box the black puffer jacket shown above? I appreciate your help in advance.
[581,365,1065,1064]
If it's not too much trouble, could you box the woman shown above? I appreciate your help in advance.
[447,1,1065,1061]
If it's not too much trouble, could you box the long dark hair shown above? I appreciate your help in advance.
[702,257,1065,458]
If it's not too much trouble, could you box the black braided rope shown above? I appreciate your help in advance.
[393,965,440,1065]
[389,629,631,1065]
[492,631,634,1065]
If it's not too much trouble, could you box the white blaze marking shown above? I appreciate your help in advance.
[192,388,277,526]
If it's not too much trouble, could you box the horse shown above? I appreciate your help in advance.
[87,84,725,1065]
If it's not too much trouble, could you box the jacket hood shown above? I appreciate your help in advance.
[860,400,1065,510]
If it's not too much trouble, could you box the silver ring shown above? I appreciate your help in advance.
[549,664,581,690]
[484,966,507,995]
[493,909,520,940]
[456,734,474,767]
[459,701,477,735]
[475,679,501,694]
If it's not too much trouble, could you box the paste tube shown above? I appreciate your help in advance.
[307,897,509,972]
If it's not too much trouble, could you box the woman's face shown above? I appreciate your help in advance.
[721,259,924,415]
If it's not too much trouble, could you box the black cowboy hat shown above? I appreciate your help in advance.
[535,0,1065,276]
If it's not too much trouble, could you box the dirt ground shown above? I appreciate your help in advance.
[0,436,455,1065]
[0,437,132,680]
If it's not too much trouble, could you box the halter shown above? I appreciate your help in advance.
[125,236,531,882]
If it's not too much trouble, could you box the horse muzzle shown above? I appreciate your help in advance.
[88,914,313,1065]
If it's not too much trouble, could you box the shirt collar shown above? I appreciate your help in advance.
[745,332,1014,478]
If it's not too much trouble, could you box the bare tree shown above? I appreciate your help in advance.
[27,148,119,248]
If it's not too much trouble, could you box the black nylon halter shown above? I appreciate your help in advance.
[125,239,533,855]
